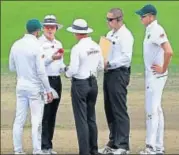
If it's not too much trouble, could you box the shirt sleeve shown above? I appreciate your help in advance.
[109,34,134,67]
[44,56,53,66]
[35,49,51,93]
[9,45,16,72]
[41,47,54,66]
[39,41,54,66]
[151,27,168,46]
[65,46,80,78]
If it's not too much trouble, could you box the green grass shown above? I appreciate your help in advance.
[1,1,179,67]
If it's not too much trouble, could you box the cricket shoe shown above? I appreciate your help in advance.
[112,148,130,154]
[140,145,156,154]
[49,149,58,154]
[98,145,115,154]
[14,151,26,154]
[33,150,50,154]
[156,149,165,155]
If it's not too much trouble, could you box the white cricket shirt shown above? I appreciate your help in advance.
[9,34,51,93]
[143,20,168,77]
[65,37,104,79]
[38,35,66,76]
[106,24,134,69]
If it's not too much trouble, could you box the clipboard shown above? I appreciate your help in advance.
[99,36,112,60]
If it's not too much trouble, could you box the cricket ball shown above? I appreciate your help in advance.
[57,48,64,54]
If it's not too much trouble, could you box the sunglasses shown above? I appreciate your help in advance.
[44,25,57,30]
[106,17,120,22]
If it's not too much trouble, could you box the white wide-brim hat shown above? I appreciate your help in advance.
[42,15,63,30]
[67,19,93,34]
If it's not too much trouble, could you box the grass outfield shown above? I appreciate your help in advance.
[1,1,179,66]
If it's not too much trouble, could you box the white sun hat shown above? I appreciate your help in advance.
[67,19,93,34]
[42,15,63,30]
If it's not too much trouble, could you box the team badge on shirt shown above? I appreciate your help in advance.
[147,34,151,39]
[41,54,45,58]
[160,34,165,38]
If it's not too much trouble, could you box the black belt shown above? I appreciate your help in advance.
[72,77,90,81]
[48,76,60,80]
[72,75,96,82]
[72,76,96,87]
[106,66,131,73]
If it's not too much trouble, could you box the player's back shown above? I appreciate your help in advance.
[73,37,102,78]
[10,34,42,91]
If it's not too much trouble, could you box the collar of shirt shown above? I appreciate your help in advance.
[78,37,92,44]
[111,24,126,36]
[146,20,158,32]
[24,34,38,40]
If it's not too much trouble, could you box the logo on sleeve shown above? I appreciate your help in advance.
[160,34,165,38]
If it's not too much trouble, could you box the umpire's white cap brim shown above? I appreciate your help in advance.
[42,23,63,30]
[66,27,93,34]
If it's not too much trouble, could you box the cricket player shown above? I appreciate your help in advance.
[38,15,65,154]
[9,19,53,154]
[98,8,134,154]
[135,4,173,154]
[65,19,104,155]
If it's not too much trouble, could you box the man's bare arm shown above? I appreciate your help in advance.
[151,41,173,74]
[161,41,173,72]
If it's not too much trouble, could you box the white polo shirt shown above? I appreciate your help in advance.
[106,24,134,69]
[38,35,66,76]
[65,37,104,79]
[9,34,51,93]
[143,20,168,77]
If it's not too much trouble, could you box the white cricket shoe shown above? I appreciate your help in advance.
[140,147,156,154]
[42,149,51,154]
[49,149,57,154]
[33,150,50,154]
[14,151,26,154]
[113,148,130,154]
[98,145,115,154]
[156,149,165,155]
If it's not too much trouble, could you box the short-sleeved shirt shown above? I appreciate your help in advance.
[65,37,104,79]
[106,24,134,69]
[143,20,168,77]
[38,35,66,76]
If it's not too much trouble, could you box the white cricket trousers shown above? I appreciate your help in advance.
[13,89,44,153]
[145,75,167,151]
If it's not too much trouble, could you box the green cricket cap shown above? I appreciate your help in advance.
[26,19,42,33]
[135,4,157,16]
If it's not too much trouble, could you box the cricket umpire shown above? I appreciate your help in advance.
[65,19,104,155]
[38,15,65,154]
[98,8,134,154]
[9,19,53,154]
